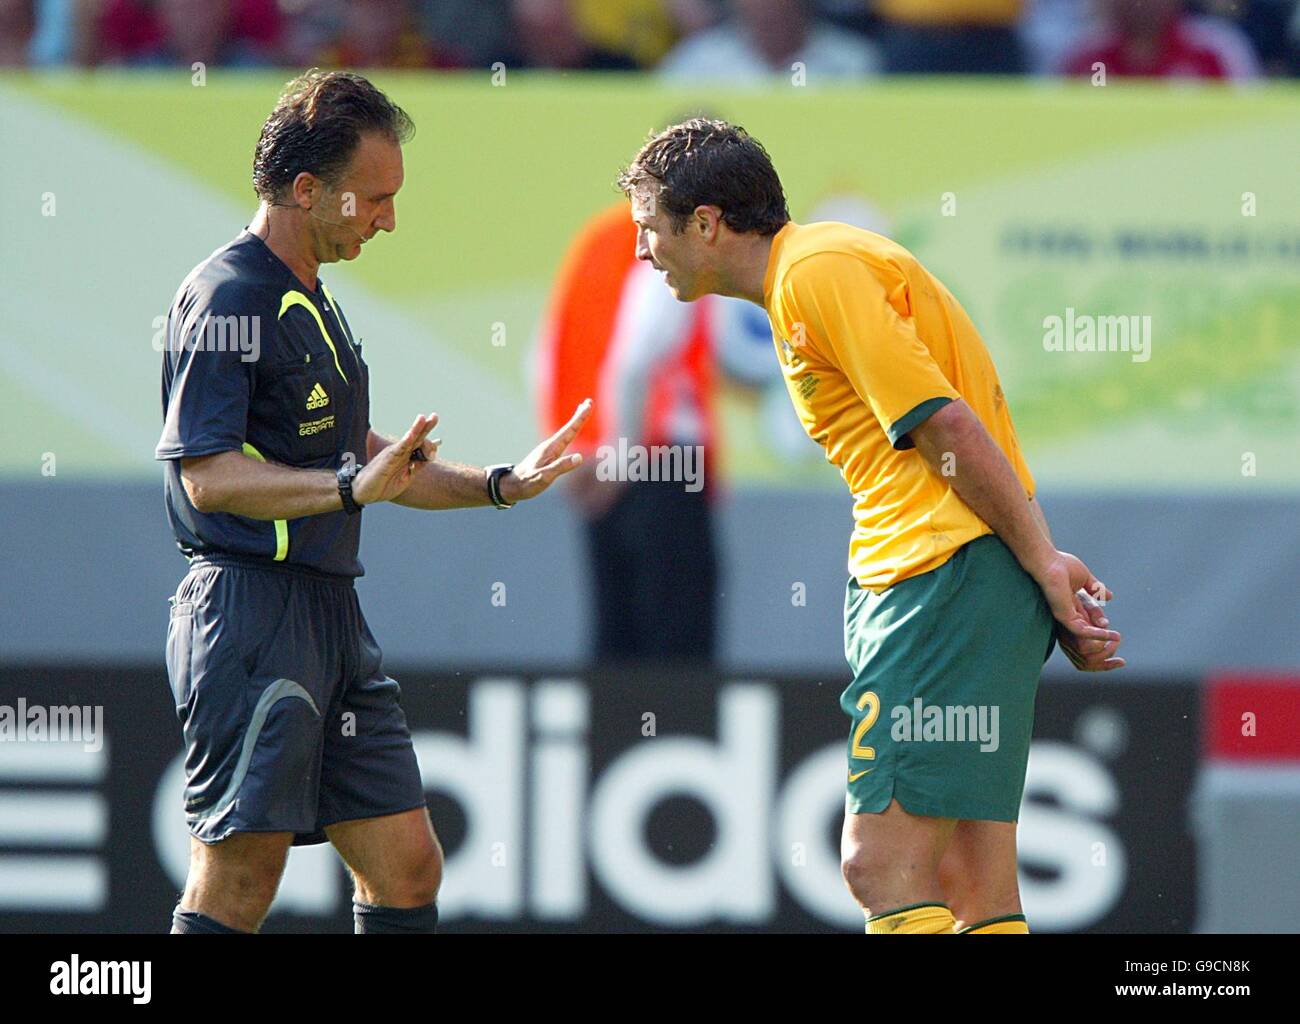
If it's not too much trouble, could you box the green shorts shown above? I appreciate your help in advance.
[842,534,1054,822]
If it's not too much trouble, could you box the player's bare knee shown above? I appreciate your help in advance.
[841,861,867,905]
[425,839,444,894]
[234,865,283,905]
[352,846,442,908]
[394,845,442,905]
[840,846,880,904]
[189,864,280,919]
[184,835,288,924]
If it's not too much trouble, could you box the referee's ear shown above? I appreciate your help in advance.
[289,171,322,210]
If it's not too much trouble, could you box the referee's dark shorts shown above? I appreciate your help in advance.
[167,556,426,845]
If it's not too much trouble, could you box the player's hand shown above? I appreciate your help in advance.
[354,413,438,506]
[499,399,592,504]
[1055,586,1126,672]
[1036,551,1125,671]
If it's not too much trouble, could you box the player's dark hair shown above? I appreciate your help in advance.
[618,118,789,236]
[253,69,414,203]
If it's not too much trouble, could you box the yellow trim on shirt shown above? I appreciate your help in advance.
[239,442,289,562]
[278,291,348,384]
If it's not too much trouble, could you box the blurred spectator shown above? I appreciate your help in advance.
[278,0,336,65]
[0,0,33,64]
[1197,0,1296,75]
[568,0,706,68]
[415,0,512,68]
[96,0,281,66]
[1020,0,1099,76]
[872,0,1028,73]
[659,0,880,80]
[508,0,639,69]
[306,0,464,68]
[665,0,722,35]
[814,0,882,36]
[1062,0,1261,78]
[26,0,80,65]
[1293,0,1300,73]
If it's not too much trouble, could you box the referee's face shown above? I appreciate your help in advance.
[314,131,405,264]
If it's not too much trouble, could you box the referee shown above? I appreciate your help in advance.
[156,70,590,934]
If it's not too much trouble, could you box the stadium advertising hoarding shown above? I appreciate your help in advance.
[1,77,1297,493]
[0,667,1196,933]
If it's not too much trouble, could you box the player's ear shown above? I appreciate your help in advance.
[694,205,722,241]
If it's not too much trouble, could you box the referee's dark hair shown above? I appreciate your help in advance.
[618,118,790,237]
[253,69,415,203]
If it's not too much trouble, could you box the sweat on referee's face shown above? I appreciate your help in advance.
[305,130,405,264]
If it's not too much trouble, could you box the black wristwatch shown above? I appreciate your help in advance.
[485,463,515,509]
[337,462,362,515]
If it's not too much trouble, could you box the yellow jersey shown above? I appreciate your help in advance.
[762,221,1035,590]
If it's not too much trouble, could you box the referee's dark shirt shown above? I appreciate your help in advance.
[156,229,371,577]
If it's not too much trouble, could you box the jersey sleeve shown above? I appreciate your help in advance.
[782,252,960,450]
[155,283,259,461]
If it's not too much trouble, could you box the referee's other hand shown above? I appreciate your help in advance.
[499,399,593,505]
[354,413,439,505]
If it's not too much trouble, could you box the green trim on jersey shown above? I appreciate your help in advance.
[887,395,954,451]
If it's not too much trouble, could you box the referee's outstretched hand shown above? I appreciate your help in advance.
[499,399,593,504]
[354,413,439,506]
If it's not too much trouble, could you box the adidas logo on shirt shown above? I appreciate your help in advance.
[306,382,329,410]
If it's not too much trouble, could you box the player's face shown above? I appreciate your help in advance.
[316,132,404,263]
[631,190,706,302]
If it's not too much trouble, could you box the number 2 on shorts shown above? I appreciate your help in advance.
[852,690,880,760]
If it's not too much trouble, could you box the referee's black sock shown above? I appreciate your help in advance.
[353,900,439,934]
[171,907,247,934]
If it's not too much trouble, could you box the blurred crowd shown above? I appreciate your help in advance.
[1,0,1296,78]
